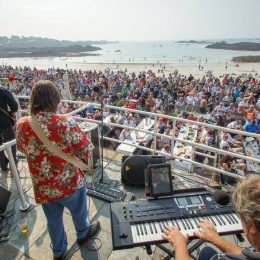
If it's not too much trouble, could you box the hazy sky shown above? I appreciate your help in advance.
[2,0,260,41]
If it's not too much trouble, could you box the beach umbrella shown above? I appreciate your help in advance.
[63,73,71,100]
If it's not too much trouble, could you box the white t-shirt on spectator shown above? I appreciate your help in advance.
[215,106,226,116]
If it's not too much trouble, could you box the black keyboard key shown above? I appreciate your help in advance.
[143,223,147,235]
[187,218,194,229]
[153,222,158,233]
[227,214,235,224]
[230,213,238,224]
[218,215,226,225]
[149,223,153,234]
[181,219,187,230]
[139,224,144,235]
[136,225,140,236]
[214,215,222,225]
[193,217,198,226]
[223,214,231,224]
[208,216,216,226]
[184,218,190,229]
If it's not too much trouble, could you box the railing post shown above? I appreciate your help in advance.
[153,115,158,154]
[191,146,195,174]
[171,119,176,157]
[5,144,30,212]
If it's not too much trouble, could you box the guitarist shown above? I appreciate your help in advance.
[0,86,18,171]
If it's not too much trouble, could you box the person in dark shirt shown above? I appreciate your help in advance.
[0,87,19,171]
[188,74,194,82]
[177,86,186,99]
[172,85,180,100]
[153,87,159,99]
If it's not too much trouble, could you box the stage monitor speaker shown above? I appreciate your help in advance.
[79,122,101,181]
[121,155,166,185]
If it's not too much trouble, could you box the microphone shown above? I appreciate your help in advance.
[204,186,230,206]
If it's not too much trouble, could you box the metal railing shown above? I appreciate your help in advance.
[13,96,260,181]
[0,140,30,211]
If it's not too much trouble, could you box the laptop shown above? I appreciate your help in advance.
[0,185,11,213]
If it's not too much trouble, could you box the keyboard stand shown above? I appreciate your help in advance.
[157,239,204,260]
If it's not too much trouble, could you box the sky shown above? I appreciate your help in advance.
[1,0,260,42]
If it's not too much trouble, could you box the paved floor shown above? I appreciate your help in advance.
[0,149,250,260]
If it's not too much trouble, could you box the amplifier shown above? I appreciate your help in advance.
[79,122,101,180]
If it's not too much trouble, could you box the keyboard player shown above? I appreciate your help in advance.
[162,175,260,260]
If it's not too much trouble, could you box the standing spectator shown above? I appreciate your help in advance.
[185,93,194,112]
[175,97,185,114]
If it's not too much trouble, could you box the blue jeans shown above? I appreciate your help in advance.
[198,246,218,260]
[42,181,90,257]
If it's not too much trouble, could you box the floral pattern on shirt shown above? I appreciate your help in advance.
[15,111,94,204]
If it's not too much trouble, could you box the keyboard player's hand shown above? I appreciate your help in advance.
[162,226,189,248]
[193,219,219,243]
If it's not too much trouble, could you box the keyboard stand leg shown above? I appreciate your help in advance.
[157,240,204,260]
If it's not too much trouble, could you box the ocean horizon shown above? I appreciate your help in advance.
[1,38,260,70]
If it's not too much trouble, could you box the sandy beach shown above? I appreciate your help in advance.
[57,62,260,77]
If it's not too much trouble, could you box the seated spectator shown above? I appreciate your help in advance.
[239,97,249,110]
[125,100,135,109]
[220,135,244,153]
[210,102,226,126]
[103,108,110,118]
[119,128,132,141]
[244,105,256,123]
[244,120,260,133]
[176,114,184,128]
[235,106,245,122]
[226,120,242,129]
[205,130,214,147]
[86,113,93,119]
[186,112,196,121]
[123,117,131,127]
[225,103,236,122]
[151,136,163,151]
[155,96,163,110]
[133,113,140,125]
[116,111,126,124]
[93,110,102,120]
[159,144,176,161]
[136,133,153,146]
[193,140,206,162]
[157,118,166,134]
[129,116,136,128]
[158,110,168,123]
[220,155,246,178]
[221,130,243,146]
[161,128,171,145]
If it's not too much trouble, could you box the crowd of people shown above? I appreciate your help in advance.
[1,65,260,260]
[1,64,260,179]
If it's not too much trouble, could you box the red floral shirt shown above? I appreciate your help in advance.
[15,111,94,204]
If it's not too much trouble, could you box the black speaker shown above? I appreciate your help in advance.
[121,155,166,185]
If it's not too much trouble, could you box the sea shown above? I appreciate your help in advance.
[1,38,260,70]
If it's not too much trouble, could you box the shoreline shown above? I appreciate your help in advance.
[1,61,260,77]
